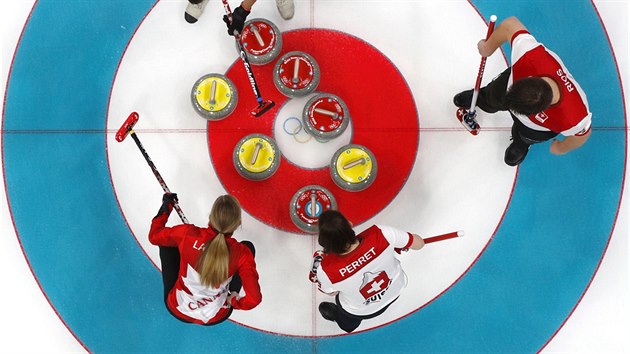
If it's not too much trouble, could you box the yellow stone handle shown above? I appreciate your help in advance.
[343,158,366,170]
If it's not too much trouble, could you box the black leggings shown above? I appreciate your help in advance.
[333,296,398,333]
[159,241,255,325]
[478,68,558,146]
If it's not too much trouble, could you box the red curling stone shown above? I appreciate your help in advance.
[239,18,282,65]
[273,51,320,97]
[289,185,337,234]
[302,93,350,142]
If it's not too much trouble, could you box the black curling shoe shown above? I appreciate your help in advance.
[453,90,474,108]
[504,141,530,166]
[318,302,338,322]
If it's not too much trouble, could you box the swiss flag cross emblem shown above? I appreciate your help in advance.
[359,271,391,300]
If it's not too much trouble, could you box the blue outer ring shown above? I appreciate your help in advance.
[2,1,625,353]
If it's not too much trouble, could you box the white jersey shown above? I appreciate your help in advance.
[316,225,414,316]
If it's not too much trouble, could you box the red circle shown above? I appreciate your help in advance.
[307,97,345,132]
[208,29,419,233]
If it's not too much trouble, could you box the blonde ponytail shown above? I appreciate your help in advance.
[196,195,242,288]
[197,234,229,288]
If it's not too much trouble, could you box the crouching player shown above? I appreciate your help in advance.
[309,210,425,333]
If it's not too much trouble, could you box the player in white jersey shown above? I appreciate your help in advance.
[309,210,425,332]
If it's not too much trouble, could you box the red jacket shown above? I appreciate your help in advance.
[149,213,262,324]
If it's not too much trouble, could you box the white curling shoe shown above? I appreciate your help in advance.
[185,0,209,24]
[275,0,294,20]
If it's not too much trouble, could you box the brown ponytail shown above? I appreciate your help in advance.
[196,195,242,288]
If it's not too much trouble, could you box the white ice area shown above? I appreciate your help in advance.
[106,0,515,336]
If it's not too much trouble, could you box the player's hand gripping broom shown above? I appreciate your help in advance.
[455,15,498,135]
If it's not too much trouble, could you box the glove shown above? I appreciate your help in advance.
[222,5,250,36]
[308,250,323,283]
[156,193,178,217]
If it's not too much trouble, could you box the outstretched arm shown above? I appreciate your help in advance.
[478,16,528,57]
[550,130,591,155]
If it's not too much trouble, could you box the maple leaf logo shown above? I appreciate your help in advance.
[174,264,229,322]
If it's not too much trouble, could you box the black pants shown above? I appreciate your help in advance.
[332,296,398,333]
[478,68,558,146]
[159,241,255,325]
